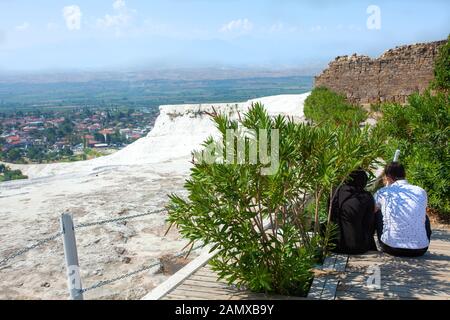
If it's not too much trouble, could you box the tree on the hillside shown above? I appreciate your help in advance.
[304,87,367,126]
[432,35,450,91]
[5,148,22,162]
[44,127,58,145]
[57,118,75,137]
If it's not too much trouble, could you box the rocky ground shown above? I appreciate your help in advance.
[0,160,198,300]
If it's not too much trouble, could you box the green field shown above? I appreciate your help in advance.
[0,76,313,112]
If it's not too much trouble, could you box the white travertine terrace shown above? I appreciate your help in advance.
[0,93,309,300]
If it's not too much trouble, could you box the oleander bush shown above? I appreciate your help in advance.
[167,103,385,296]
[378,91,450,216]
[304,87,367,126]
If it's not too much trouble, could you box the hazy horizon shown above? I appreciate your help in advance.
[0,0,449,73]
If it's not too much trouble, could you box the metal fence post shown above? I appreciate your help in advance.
[393,149,400,162]
[60,213,84,300]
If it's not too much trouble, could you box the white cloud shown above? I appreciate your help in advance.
[63,5,82,31]
[265,23,302,35]
[15,22,30,31]
[269,22,284,33]
[97,0,135,33]
[220,18,253,34]
[97,13,130,29]
[113,0,126,10]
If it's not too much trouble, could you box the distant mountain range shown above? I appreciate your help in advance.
[0,66,323,84]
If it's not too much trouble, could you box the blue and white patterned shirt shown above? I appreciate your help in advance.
[374,180,429,249]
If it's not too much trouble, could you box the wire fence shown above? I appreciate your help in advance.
[0,231,62,267]
[0,209,166,268]
[75,209,166,229]
[81,243,204,294]
[0,208,202,298]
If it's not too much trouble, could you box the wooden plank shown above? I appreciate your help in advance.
[341,272,450,283]
[164,294,208,300]
[169,292,232,300]
[336,289,450,300]
[193,271,232,283]
[142,245,217,300]
[182,279,237,290]
[164,293,210,300]
[346,262,450,269]
[192,274,230,283]
[175,284,244,296]
[194,268,220,274]
[307,254,348,300]
[334,229,450,300]
[336,293,404,300]
[194,270,221,277]
[336,291,403,300]
[334,255,349,272]
[347,256,450,263]
[307,276,327,299]
[430,242,450,248]
[172,278,306,301]
[338,280,449,295]
[346,263,450,272]
[192,273,220,280]
[189,274,228,283]
[344,267,450,276]
[321,255,337,271]
[153,228,450,301]
[169,288,235,300]
[320,277,340,300]
[228,292,305,300]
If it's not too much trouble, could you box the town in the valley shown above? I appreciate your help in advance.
[0,107,158,164]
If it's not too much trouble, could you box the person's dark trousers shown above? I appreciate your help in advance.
[374,210,431,257]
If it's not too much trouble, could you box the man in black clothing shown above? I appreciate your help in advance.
[330,170,377,254]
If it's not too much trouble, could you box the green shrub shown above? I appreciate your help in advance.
[0,165,28,182]
[167,103,385,296]
[370,103,382,113]
[378,91,450,215]
[4,148,22,162]
[432,35,450,91]
[304,87,367,126]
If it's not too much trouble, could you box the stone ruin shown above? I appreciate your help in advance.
[314,40,446,105]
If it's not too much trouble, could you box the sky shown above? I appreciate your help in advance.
[0,0,449,72]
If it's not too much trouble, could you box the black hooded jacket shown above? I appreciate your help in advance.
[330,170,376,254]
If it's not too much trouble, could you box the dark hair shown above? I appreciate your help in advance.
[384,162,406,181]
[346,169,368,190]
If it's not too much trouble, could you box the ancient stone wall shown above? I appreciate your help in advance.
[314,40,446,105]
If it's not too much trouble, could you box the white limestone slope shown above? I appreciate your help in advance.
[0,93,309,300]
[105,93,309,166]
[13,93,309,178]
